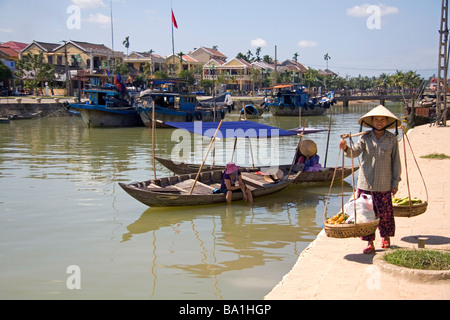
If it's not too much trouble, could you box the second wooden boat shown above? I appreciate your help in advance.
[154,156,357,184]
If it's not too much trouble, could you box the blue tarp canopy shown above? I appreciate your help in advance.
[164,121,313,139]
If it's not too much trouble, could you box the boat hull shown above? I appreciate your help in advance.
[71,104,143,127]
[138,106,228,128]
[269,105,328,116]
[119,169,296,207]
[154,156,357,184]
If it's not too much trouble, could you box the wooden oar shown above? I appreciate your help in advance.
[189,120,223,195]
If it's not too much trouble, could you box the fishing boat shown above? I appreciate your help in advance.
[137,80,232,128]
[119,169,299,207]
[70,74,143,127]
[265,84,336,116]
[153,156,356,184]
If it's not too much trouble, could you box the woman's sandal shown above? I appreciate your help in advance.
[363,245,375,254]
[381,239,390,249]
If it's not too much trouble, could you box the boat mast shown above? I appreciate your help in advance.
[110,0,114,52]
[436,0,449,126]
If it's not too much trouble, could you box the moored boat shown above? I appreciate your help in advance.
[240,104,265,119]
[119,169,299,207]
[265,84,336,116]
[154,156,357,184]
[137,80,232,128]
[70,74,143,127]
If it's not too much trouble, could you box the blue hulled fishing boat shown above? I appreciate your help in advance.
[265,84,336,116]
[137,80,232,128]
[70,74,143,127]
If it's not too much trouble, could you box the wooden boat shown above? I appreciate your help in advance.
[265,84,336,116]
[119,169,299,207]
[70,74,144,127]
[154,156,357,184]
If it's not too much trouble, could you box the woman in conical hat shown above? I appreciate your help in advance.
[339,105,401,254]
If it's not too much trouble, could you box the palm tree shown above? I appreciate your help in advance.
[324,53,331,69]
[377,73,391,94]
[177,51,185,73]
[255,47,262,62]
[246,50,254,62]
[123,36,130,56]
[293,52,299,62]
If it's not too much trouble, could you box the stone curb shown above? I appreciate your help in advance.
[373,251,450,283]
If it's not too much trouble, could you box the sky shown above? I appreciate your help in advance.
[0,0,443,78]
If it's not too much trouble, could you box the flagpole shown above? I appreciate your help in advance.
[110,0,114,53]
[171,6,175,77]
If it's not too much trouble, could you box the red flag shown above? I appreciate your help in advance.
[171,9,178,29]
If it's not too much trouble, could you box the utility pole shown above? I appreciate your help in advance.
[63,40,73,96]
[436,0,449,126]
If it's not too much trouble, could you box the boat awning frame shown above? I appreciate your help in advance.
[163,120,298,139]
[163,121,327,139]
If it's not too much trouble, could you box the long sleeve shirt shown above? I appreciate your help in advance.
[344,130,401,192]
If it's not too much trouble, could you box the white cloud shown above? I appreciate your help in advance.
[298,40,318,48]
[71,0,106,10]
[0,28,13,33]
[347,3,399,17]
[251,38,267,47]
[86,13,111,28]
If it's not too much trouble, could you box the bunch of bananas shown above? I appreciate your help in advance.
[393,196,423,206]
[326,212,350,225]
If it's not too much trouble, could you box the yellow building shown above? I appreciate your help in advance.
[21,40,121,74]
[124,51,167,77]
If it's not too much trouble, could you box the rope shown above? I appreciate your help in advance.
[400,127,429,212]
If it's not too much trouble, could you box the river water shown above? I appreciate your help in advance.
[0,102,404,300]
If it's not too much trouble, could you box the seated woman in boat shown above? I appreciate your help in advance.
[219,163,253,204]
[294,140,322,172]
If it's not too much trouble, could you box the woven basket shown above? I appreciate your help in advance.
[324,219,379,239]
[393,201,428,218]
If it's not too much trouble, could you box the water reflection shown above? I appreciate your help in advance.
[119,181,353,299]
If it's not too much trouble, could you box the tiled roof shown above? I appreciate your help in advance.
[1,41,28,52]
[0,46,20,58]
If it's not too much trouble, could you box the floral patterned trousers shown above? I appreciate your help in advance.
[357,189,396,242]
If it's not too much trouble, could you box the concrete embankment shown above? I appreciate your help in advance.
[265,123,450,300]
[0,100,73,118]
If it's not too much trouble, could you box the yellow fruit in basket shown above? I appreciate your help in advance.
[393,196,423,206]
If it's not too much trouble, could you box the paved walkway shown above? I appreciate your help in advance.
[265,123,450,300]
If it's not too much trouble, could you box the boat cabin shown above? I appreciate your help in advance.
[274,84,309,108]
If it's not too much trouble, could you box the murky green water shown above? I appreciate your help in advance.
[0,102,404,299]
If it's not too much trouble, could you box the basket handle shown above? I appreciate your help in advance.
[323,149,342,222]
[401,126,429,207]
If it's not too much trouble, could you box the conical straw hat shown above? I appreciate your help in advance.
[358,105,400,130]
[299,140,317,157]
[264,168,283,183]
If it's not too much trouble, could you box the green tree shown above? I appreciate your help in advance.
[324,53,331,69]
[0,60,12,82]
[16,52,55,95]
[262,55,273,64]
[255,47,262,62]
[109,58,129,77]
[123,36,130,56]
